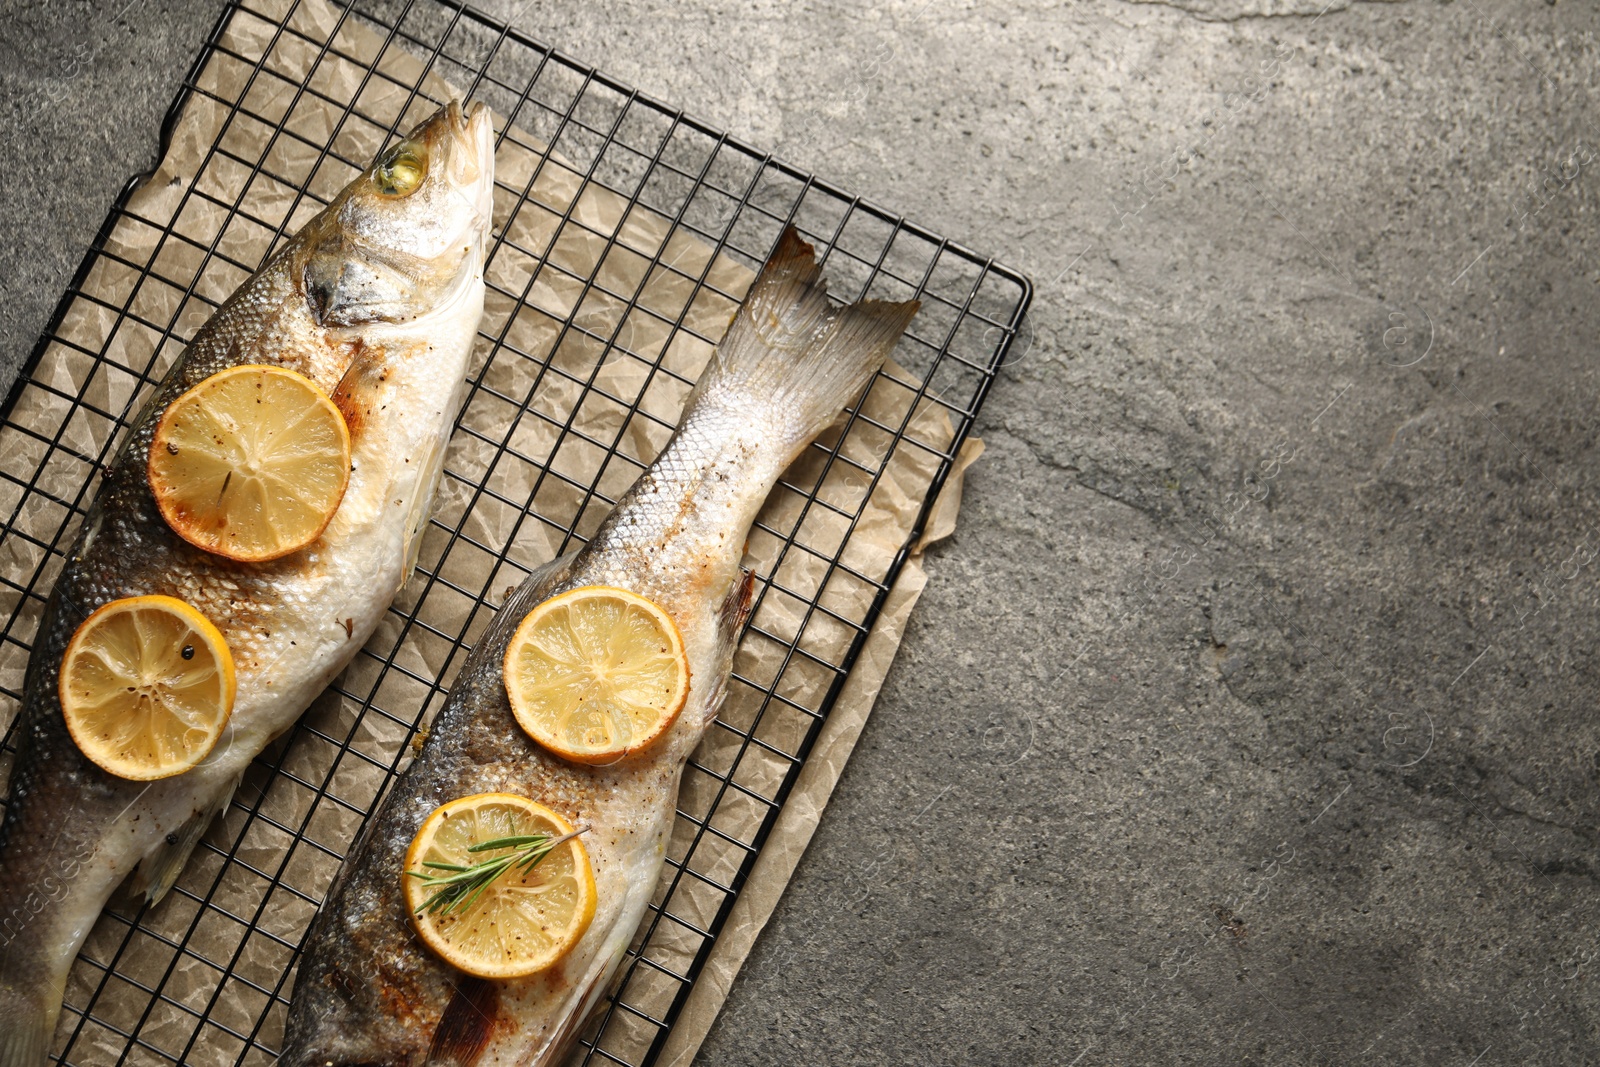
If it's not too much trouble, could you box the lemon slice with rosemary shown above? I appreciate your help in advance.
[502,585,689,764]
[59,594,236,780]
[403,793,596,979]
[148,364,351,562]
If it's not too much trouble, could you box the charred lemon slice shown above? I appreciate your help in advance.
[503,586,689,764]
[403,793,596,979]
[60,595,236,780]
[148,364,351,562]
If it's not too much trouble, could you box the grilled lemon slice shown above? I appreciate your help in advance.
[59,595,236,780]
[503,585,689,764]
[148,364,351,562]
[403,793,596,979]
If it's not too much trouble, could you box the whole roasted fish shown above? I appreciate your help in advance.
[282,229,917,1066]
[0,100,495,1065]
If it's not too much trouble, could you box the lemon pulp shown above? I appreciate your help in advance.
[403,793,596,978]
[59,594,236,780]
[148,364,351,562]
[502,585,689,765]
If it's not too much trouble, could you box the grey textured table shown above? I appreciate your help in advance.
[3,1,1597,1064]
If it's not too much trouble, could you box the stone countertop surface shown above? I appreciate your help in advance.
[1,0,1596,1063]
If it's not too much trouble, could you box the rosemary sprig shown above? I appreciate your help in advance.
[408,825,589,917]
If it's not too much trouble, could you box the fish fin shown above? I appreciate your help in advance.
[687,226,919,460]
[703,568,757,723]
[535,949,627,1067]
[129,777,238,906]
[717,566,758,650]
[493,551,577,632]
[426,975,499,1066]
[0,982,56,1067]
[399,431,447,591]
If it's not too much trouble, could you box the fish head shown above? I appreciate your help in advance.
[303,100,495,329]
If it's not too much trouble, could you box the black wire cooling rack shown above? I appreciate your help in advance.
[0,1,1031,1064]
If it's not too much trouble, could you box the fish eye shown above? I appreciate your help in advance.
[374,143,426,197]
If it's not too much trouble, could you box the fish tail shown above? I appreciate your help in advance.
[688,226,919,460]
[0,979,57,1067]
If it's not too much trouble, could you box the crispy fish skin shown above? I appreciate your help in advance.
[281,229,918,1067]
[0,101,495,1066]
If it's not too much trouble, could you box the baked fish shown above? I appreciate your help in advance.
[0,100,495,1065]
[281,229,917,1066]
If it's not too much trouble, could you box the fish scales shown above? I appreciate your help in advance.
[283,228,918,1067]
[0,101,496,1066]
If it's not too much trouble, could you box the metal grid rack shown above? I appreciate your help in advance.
[0,1,1031,1064]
